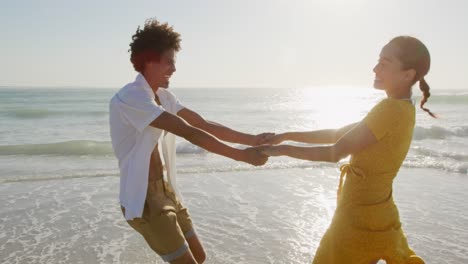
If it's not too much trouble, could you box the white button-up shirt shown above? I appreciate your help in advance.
[109,74,184,220]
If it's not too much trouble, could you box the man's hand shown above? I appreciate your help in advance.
[251,132,276,146]
[250,145,285,157]
[242,147,269,166]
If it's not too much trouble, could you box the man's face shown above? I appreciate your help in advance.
[145,49,177,88]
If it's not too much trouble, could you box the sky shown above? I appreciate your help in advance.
[1,0,467,90]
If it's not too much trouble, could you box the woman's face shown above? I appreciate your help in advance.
[373,42,415,93]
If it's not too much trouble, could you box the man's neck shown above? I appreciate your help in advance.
[142,73,160,93]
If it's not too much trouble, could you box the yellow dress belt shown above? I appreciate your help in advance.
[337,164,366,204]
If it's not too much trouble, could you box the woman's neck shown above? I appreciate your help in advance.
[386,87,412,100]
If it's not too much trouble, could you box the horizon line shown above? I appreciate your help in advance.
[0,85,466,91]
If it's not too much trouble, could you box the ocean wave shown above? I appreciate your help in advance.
[3,109,108,119]
[0,140,113,156]
[412,147,468,162]
[2,157,465,184]
[0,140,206,156]
[413,125,468,140]
[0,161,336,183]
[177,160,336,174]
[0,171,120,184]
[176,143,206,154]
[403,159,468,174]
[428,94,468,104]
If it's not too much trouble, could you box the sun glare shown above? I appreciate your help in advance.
[293,87,380,130]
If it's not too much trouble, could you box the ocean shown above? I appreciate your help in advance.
[1,87,467,263]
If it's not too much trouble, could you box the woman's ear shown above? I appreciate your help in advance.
[405,68,417,83]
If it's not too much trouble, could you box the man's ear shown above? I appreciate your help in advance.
[142,61,154,76]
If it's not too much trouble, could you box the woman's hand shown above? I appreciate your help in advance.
[251,145,286,157]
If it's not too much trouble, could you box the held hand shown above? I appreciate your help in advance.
[250,145,284,157]
[251,132,276,146]
[260,133,286,145]
[243,147,269,166]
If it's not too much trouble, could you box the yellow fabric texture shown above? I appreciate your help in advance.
[312,98,425,264]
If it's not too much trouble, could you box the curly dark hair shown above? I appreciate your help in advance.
[129,18,181,73]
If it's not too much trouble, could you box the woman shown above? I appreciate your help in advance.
[258,36,435,263]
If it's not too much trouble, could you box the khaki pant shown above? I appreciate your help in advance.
[122,179,194,262]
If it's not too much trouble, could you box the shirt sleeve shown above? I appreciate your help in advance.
[117,91,165,132]
[363,99,401,140]
[174,95,185,113]
[165,90,185,113]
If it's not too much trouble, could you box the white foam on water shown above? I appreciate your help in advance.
[0,168,468,263]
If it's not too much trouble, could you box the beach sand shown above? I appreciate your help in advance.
[1,167,467,264]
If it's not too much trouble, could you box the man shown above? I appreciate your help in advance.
[109,19,271,264]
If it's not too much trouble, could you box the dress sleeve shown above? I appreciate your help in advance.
[363,99,401,140]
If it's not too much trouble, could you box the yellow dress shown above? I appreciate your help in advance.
[312,98,425,264]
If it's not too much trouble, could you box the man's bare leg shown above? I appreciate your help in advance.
[170,250,198,264]
[170,235,205,264]
[186,235,206,263]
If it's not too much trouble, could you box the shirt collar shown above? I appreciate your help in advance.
[135,74,156,99]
